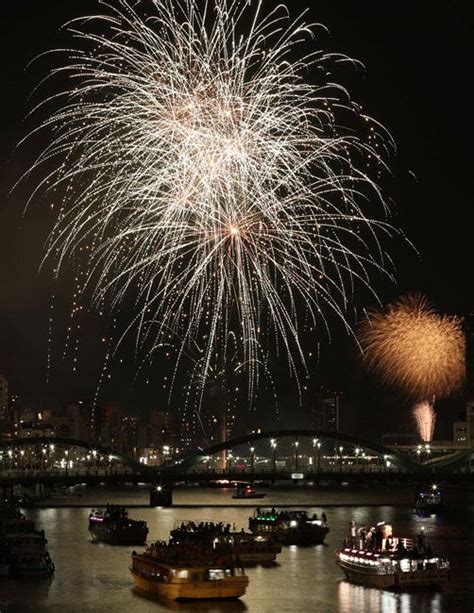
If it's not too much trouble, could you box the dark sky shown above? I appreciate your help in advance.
[0,1,472,440]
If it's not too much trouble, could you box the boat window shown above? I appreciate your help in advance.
[177,570,189,579]
[209,569,225,580]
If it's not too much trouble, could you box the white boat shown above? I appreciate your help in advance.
[336,524,449,589]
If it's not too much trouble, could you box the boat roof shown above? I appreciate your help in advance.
[132,553,234,571]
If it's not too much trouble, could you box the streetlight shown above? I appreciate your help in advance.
[317,441,321,472]
[250,447,255,473]
[294,440,299,470]
[339,446,343,472]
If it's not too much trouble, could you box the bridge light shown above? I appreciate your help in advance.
[65,450,69,457]
[92,449,97,457]
[317,442,321,449]
[312,438,318,447]
[7,450,13,458]
[42,448,47,455]
[270,439,276,449]
[156,485,162,492]
[294,441,299,448]
[50,444,55,452]
[339,446,343,454]
[355,447,360,455]
[250,447,255,453]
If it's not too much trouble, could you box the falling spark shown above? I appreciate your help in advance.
[23,0,398,397]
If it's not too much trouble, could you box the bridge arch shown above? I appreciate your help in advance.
[0,436,146,473]
[166,428,416,471]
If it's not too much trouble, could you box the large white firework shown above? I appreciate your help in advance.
[25,0,395,394]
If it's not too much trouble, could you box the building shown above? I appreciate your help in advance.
[0,375,8,421]
[65,401,92,441]
[453,420,470,444]
[17,421,56,438]
[311,388,341,432]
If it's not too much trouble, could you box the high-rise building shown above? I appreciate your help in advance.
[311,388,341,432]
[0,375,8,421]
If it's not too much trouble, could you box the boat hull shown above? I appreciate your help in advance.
[90,525,148,545]
[131,569,248,600]
[249,523,329,545]
[337,560,449,590]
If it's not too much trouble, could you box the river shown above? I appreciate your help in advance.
[1,484,473,612]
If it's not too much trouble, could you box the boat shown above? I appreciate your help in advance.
[130,542,249,600]
[232,483,266,499]
[3,533,55,578]
[414,485,444,514]
[336,522,450,589]
[89,505,148,545]
[170,520,281,565]
[248,508,329,545]
[10,548,55,577]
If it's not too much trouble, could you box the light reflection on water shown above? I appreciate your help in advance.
[0,485,473,612]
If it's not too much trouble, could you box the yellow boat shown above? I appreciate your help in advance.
[130,544,248,601]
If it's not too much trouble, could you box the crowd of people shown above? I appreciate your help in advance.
[176,521,236,535]
[346,521,434,558]
[254,508,328,525]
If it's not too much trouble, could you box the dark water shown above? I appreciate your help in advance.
[1,485,474,612]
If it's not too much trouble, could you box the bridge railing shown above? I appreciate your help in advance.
[181,465,407,475]
[0,467,139,479]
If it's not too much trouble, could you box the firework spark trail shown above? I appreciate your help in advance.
[24,0,398,398]
[413,400,436,443]
[359,294,465,440]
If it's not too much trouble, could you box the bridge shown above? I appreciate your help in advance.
[1,430,473,505]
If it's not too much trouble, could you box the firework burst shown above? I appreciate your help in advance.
[359,293,465,440]
[359,294,465,400]
[24,0,397,397]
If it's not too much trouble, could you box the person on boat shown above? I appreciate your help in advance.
[357,526,367,549]
[417,528,426,553]
[396,539,407,554]
[374,525,384,551]
[349,521,357,546]
[312,513,318,520]
[321,512,327,525]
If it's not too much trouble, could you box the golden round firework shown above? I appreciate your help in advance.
[359,294,465,400]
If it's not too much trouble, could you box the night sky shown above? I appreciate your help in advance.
[0,1,472,441]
